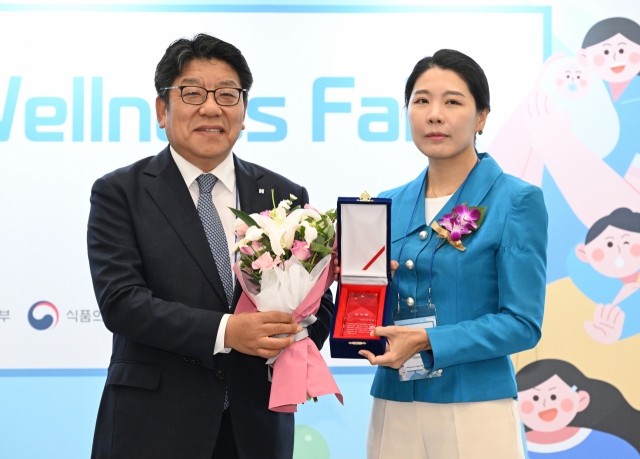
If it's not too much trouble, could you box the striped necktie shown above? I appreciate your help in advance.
[196,173,234,308]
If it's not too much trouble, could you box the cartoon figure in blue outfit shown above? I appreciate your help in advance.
[569,208,640,343]
[578,18,640,178]
[517,359,640,459]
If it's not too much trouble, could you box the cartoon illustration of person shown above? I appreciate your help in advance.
[490,54,619,190]
[516,359,640,458]
[489,53,624,282]
[568,208,640,343]
[489,18,640,283]
[578,17,640,177]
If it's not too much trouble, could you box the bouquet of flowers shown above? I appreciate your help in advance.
[230,192,343,412]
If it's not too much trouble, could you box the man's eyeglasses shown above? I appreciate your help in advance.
[161,86,246,106]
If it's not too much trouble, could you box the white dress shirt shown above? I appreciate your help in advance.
[170,146,236,355]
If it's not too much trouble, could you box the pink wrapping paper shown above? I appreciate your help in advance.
[233,261,343,412]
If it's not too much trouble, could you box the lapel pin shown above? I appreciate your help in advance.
[259,188,264,194]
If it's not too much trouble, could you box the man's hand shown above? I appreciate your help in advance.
[584,303,625,345]
[225,311,302,358]
[358,325,430,369]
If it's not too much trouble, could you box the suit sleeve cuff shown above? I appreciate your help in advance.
[213,314,232,355]
[420,350,434,369]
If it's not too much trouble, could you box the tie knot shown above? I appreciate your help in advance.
[196,174,218,194]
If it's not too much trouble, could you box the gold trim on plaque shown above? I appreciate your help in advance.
[358,191,372,202]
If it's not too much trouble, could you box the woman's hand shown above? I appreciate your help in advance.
[358,325,431,369]
[390,260,399,278]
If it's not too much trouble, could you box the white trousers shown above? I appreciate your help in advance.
[367,398,526,459]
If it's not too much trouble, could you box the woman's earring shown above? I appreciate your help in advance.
[478,130,483,135]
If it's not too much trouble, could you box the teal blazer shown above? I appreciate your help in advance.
[371,153,547,403]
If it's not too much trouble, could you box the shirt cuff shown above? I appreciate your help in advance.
[213,314,232,355]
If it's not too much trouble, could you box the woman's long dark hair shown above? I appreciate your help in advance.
[516,359,640,452]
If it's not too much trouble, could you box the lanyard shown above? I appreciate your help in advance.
[395,160,479,311]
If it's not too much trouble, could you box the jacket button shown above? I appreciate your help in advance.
[193,358,201,365]
[419,230,428,240]
[405,260,414,270]
[406,297,415,307]
[216,370,225,380]
[183,356,189,363]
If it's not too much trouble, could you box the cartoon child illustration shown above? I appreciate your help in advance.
[576,208,640,304]
[569,208,640,343]
[578,17,640,177]
[517,359,640,458]
[489,18,640,283]
[490,55,618,190]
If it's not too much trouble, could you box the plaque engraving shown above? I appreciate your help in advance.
[341,292,379,337]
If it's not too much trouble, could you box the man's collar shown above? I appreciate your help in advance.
[169,146,236,193]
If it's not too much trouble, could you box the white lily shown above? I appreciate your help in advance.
[252,216,286,257]
[245,226,264,241]
[281,223,299,250]
[286,208,321,224]
[243,205,324,257]
[274,205,288,224]
[300,221,318,244]
[278,199,292,211]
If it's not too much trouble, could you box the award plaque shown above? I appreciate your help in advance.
[341,292,379,337]
[330,193,391,358]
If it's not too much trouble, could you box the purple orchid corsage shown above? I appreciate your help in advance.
[431,203,486,251]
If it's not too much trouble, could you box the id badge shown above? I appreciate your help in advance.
[393,303,442,381]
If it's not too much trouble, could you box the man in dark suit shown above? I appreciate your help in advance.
[87,34,333,459]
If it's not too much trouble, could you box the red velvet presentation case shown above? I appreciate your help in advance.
[330,196,391,359]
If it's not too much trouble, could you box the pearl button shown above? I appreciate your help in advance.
[419,230,428,240]
[405,260,414,270]
[406,297,415,307]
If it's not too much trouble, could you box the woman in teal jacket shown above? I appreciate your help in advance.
[359,50,548,459]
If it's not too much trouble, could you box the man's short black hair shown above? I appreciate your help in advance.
[155,33,253,106]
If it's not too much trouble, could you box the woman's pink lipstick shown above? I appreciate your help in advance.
[426,132,448,140]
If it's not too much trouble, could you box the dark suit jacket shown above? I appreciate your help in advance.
[87,146,334,459]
